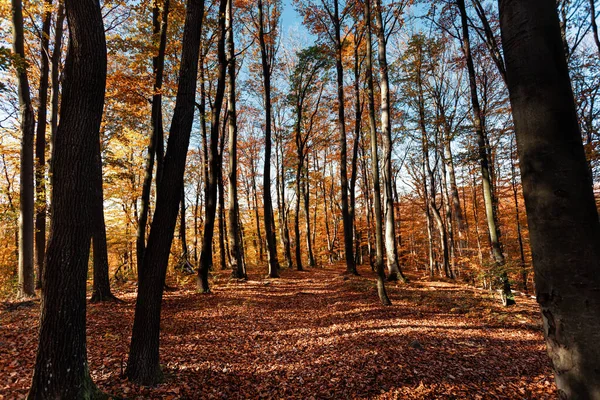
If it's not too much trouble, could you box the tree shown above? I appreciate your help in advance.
[34,0,52,290]
[373,0,407,282]
[11,0,35,298]
[27,0,107,396]
[126,0,206,384]
[226,0,244,278]
[456,0,514,305]
[364,0,391,305]
[288,45,328,270]
[500,0,600,395]
[137,0,170,273]
[198,0,227,291]
[257,0,282,278]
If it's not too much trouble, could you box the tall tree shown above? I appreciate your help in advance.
[373,0,406,282]
[198,0,228,291]
[28,0,107,396]
[226,0,245,278]
[126,0,206,384]
[11,0,35,297]
[500,0,600,395]
[456,0,514,305]
[34,0,53,290]
[365,0,391,305]
[257,0,281,277]
[137,0,171,272]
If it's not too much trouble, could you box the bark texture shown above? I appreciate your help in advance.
[500,0,600,396]
[28,0,107,396]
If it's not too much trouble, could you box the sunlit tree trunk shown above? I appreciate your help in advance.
[28,0,106,395]
[374,0,405,282]
[365,0,391,304]
[501,0,600,394]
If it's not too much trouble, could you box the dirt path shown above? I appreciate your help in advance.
[1,264,555,399]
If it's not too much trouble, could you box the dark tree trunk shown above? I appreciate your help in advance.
[500,1,600,394]
[34,0,52,290]
[180,184,189,261]
[226,0,245,279]
[137,0,170,273]
[198,0,227,292]
[457,0,514,305]
[28,0,107,396]
[257,0,280,278]
[90,141,117,302]
[49,3,64,189]
[365,0,391,305]
[126,0,205,385]
[331,0,356,275]
[12,0,36,298]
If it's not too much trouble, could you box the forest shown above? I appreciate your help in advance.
[1,0,599,398]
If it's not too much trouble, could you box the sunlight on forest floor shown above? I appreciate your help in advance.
[1,264,556,399]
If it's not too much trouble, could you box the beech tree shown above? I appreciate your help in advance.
[28,0,107,396]
[500,0,600,395]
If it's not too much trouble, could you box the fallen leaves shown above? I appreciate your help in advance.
[0,264,556,399]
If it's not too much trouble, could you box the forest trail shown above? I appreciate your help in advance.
[1,264,555,399]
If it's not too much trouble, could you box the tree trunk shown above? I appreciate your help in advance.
[374,0,404,282]
[331,0,356,275]
[34,0,52,290]
[197,0,227,292]
[457,0,513,305]
[302,164,316,267]
[257,0,280,278]
[28,0,106,395]
[180,184,189,261]
[226,0,245,278]
[590,0,600,55]
[501,1,600,394]
[365,0,391,305]
[137,0,170,273]
[126,0,205,385]
[12,0,36,298]
[49,3,64,190]
[90,141,117,302]
[510,139,527,293]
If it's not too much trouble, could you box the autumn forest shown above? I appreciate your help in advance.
[1,0,600,398]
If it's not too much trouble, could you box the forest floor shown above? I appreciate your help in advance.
[1,263,556,399]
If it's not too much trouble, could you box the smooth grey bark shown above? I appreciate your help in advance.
[28,0,107,396]
[374,0,405,282]
[12,0,36,298]
[500,0,600,395]
[365,0,391,305]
